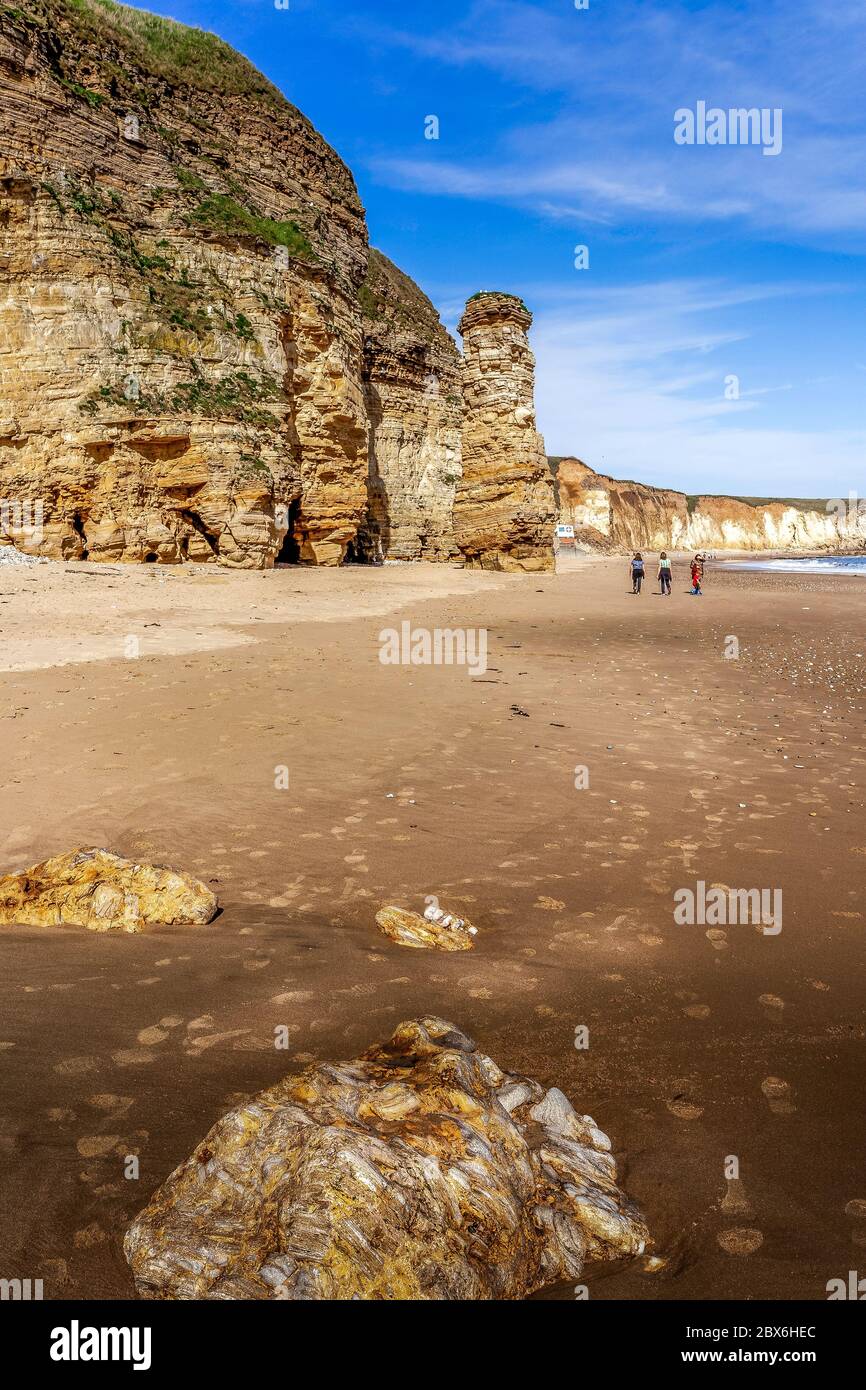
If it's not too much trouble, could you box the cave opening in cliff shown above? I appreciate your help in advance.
[179,509,220,561]
[72,512,89,561]
[275,499,302,564]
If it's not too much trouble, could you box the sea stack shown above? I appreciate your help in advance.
[454,292,556,571]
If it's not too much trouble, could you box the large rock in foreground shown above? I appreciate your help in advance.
[0,847,218,931]
[124,1016,648,1299]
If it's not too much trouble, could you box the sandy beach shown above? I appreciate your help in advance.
[0,554,864,1300]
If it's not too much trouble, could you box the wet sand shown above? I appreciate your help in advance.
[0,555,864,1300]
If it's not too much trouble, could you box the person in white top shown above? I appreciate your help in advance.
[657,551,672,595]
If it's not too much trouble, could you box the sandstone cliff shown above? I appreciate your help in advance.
[356,249,462,562]
[557,458,866,554]
[455,292,555,571]
[0,1,469,567]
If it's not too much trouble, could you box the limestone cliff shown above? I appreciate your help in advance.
[0,1,467,567]
[557,458,866,554]
[454,292,555,571]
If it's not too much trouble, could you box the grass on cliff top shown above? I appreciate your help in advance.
[357,247,452,346]
[547,462,831,513]
[687,494,832,512]
[51,0,283,102]
[467,290,529,312]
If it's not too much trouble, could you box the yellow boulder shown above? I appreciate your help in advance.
[0,848,218,932]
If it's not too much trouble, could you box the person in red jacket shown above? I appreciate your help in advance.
[690,556,703,595]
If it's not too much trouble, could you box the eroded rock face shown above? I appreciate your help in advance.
[357,251,463,563]
[455,293,556,572]
[0,3,459,569]
[0,848,218,931]
[375,904,476,951]
[124,1016,648,1300]
[557,458,866,553]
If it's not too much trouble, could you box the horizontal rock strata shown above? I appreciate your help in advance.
[0,2,466,568]
[455,293,555,571]
[356,251,462,563]
[556,458,866,553]
[124,1016,648,1299]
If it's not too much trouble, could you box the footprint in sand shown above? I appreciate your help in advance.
[112,1049,156,1066]
[706,928,729,952]
[54,1056,100,1077]
[76,1134,120,1159]
[844,1198,866,1249]
[185,1029,250,1055]
[137,1025,169,1045]
[87,1095,133,1115]
[717,1228,764,1255]
[761,1076,796,1114]
[758,993,785,1018]
[682,1003,711,1019]
[666,1098,704,1120]
[721,1178,756,1220]
[73,1224,108,1249]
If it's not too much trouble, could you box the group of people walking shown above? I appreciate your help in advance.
[630,552,705,596]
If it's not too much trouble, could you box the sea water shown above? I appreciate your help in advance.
[719,556,866,576]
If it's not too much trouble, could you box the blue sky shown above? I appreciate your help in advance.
[144,0,863,496]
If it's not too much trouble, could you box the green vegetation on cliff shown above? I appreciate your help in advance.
[358,248,453,347]
[79,369,285,427]
[47,0,283,103]
[187,195,312,257]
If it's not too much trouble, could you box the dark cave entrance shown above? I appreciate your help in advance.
[144,552,158,562]
[275,499,302,564]
[72,512,89,560]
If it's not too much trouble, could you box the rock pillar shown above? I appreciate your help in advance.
[454,292,555,571]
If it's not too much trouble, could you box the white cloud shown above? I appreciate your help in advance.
[523,282,864,494]
[362,0,866,244]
